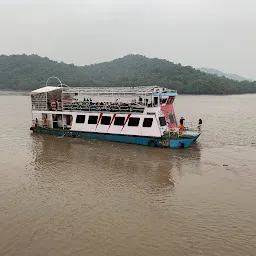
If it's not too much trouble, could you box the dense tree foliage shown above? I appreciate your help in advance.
[0,54,255,94]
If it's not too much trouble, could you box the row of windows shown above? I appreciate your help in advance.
[76,115,166,128]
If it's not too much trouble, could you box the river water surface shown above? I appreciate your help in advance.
[0,93,256,256]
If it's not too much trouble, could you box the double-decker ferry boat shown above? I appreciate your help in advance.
[29,77,201,148]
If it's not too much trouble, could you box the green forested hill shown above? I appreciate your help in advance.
[0,54,255,94]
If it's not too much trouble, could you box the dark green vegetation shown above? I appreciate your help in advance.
[198,67,252,82]
[0,54,255,94]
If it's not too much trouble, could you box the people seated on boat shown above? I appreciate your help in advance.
[35,118,38,127]
[68,98,149,112]
[104,102,109,111]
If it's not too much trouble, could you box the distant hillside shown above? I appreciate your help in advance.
[199,67,253,82]
[0,54,255,94]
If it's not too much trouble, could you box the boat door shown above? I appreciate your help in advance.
[153,96,159,107]
[42,113,48,128]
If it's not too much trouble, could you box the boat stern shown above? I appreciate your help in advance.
[169,137,194,148]
[181,130,201,142]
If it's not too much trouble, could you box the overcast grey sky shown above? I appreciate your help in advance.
[0,0,255,79]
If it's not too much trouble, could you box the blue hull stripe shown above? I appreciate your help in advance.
[31,127,195,149]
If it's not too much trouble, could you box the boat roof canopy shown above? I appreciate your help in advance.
[30,86,61,95]
[30,84,177,96]
[30,76,178,96]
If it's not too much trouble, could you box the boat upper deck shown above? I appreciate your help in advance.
[30,82,177,113]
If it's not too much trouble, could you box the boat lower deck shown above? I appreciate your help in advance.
[30,127,195,149]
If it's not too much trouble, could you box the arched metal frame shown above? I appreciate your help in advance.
[45,76,63,88]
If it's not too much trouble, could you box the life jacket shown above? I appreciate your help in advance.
[178,125,184,135]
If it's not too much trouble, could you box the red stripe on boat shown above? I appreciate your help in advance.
[108,113,116,131]
[160,96,177,128]
[96,113,103,129]
[121,114,131,131]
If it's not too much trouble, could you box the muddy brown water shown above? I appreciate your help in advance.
[0,93,256,256]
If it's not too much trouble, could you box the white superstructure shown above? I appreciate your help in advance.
[30,78,180,139]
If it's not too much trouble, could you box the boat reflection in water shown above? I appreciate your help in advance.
[29,133,202,206]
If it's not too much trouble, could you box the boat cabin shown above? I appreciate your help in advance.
[30,85,178,137]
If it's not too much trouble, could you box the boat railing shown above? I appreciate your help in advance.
[31,103,48,111]
[183,121,202,133]
[163,127,179,138]
[62,86,177,95]
[32,120,71,129]
[32,120,49,128]
[183,121,194,128]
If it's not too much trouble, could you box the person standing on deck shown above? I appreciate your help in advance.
[198,118,202,132]
[179,117,185,126]
[178,117,185,135]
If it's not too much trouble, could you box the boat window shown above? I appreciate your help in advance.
[76,115,85,124]
[153,97,158,106]
[114,117,125,126]
[88,115,98,124]
[128,117,140,127]
[159,117,166,126]
[143,118,153,127]
[101,116,111,125]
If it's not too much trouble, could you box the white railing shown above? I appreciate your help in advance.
[32,120,71,129]
[62,86,177,95]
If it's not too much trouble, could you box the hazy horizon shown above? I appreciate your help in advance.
[0,0,255,79]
